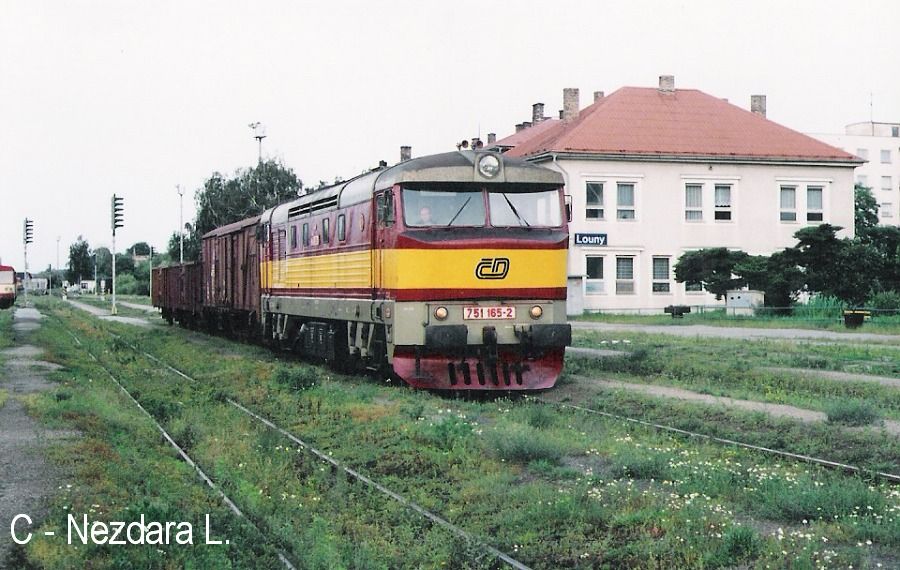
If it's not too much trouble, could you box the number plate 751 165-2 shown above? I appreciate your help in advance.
[462,306,516,320]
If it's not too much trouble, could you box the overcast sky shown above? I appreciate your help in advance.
[2,0,898,271]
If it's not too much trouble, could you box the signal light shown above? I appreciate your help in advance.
[23,218,34,244]
[111,194,124,234]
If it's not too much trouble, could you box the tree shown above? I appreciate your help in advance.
[854,184,879,240]
[735,251,804,308]
[126,242,151,256]
[94,247,112,281]
[67,237,92,284]
[674,248,748,299]
[166,230,200,264]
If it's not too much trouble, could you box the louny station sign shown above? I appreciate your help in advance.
[574,233,608,246]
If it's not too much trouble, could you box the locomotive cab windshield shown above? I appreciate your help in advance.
[401,184,563,228]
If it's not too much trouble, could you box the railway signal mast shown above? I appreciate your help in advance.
[111,194,124,315]
[23,218,34,306]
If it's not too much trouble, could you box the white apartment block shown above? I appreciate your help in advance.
[494,77,860,313]
[810,122,900,226]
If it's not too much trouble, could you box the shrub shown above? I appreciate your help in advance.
[523,404,555,429]
[272,365,318,390]
[493,424,563,464]
[611,451,671,480]
[421,416,473,451]
[869,291,900,314]
[825,400,879,426]
[715,525,759,564]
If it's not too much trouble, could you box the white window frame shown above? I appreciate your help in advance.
[882,176,893,192]
[806,186,823,222]
[585,182,604,220]
[616,182,636,220]
[585,255,605,295]
[714,184,733,221]
[857,148,869,161]
[651,256,671,294]
[881,149,892,164]
[685,281,704,294]
[882,202,894,218]
[615,256,635,295]
[684,184,703,221]
[858,175,868,187]
[780,186,797,222]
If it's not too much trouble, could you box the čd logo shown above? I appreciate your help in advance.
[475,257,510,280]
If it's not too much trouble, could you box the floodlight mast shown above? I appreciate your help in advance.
[111,194,124,315]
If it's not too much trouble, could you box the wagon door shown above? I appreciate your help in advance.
[373,189,395,297]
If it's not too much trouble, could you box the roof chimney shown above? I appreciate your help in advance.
[558,109,564,119]
[751,94,766,118]
[532,102,545,124]
[522,121,532,129]
[400,145,411,162]
[515,123,525,133]
[487,132,496,144]
[594,91,605,103]
[658,74,675,92]
[562,88,580,123]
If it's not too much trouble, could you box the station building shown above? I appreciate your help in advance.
[492,76,861,313]
[809,121,900,226]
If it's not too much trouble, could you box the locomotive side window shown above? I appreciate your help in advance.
[302,223,309,247]
[377,190,395,226]
[290,225,298,249]
[337,214,346,241]
[322,218,330,244]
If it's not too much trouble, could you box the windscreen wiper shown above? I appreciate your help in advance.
[447,197,472,226]
[502,193,530,227]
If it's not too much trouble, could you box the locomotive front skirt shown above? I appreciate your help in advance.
[154,150,572,390]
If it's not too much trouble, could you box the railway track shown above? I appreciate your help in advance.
[57,316,531,570]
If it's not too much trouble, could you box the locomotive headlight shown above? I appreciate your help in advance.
[433,306,449,321]
[477,154,501,178]
[529,305,543,319]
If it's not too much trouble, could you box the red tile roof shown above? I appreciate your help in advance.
[506,87,859,163]
[493,118,560,148]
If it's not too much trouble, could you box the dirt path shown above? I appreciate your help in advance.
[763,367,900,389]
[118,301,157,313]
[559,375,900,436]
[0,308,74,564]
[571,321,900,345]
[65,298,156,328]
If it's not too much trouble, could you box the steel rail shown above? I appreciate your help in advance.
[537,397,900,484]
[60,327,297,570]
[97,329,532,570]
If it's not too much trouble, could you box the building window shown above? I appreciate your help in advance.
[882,149,892,164]
[714,184,732,220]
[337,214,346,241]
[290,225,298,249]
[322,217,330,244]
[807,187,823,222]
[585,256,604,294]
[302,223,310,247]
[615,257,634,294]
[882,176,893,192]
[858,175,868,187]
[780,186,797,221]
[892,126,899,138]
[685,184,702,221]
[883,203,894,218]
[685,281,704,293]
[652,257,670,293]
[586,182,604,220]
[857,148,869,161]
[616,183,635,219]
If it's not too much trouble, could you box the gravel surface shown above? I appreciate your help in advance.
[763,367,900,389]
[0,308,73,564]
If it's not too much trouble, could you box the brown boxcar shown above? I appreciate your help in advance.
[152,262,203,325]
[201,215,261,331]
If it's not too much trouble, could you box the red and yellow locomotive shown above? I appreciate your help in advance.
[154,151,571,390]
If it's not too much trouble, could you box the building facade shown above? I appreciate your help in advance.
[494,77,861,312]
[809,122,900,226]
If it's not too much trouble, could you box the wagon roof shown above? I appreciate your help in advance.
[201,214,261,239]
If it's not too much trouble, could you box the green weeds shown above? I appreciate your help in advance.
[826,399,880,426]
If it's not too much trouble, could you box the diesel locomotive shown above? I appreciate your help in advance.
[153,150,571,390]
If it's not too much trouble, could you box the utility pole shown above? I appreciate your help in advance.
[148,246,153,302]
[23,218,33,307]
[177,185,184,264]
[111,194,124,315]
[55,235,60,295]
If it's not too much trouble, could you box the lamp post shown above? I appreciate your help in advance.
[177,184,184,264]
[249,122,266,164]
